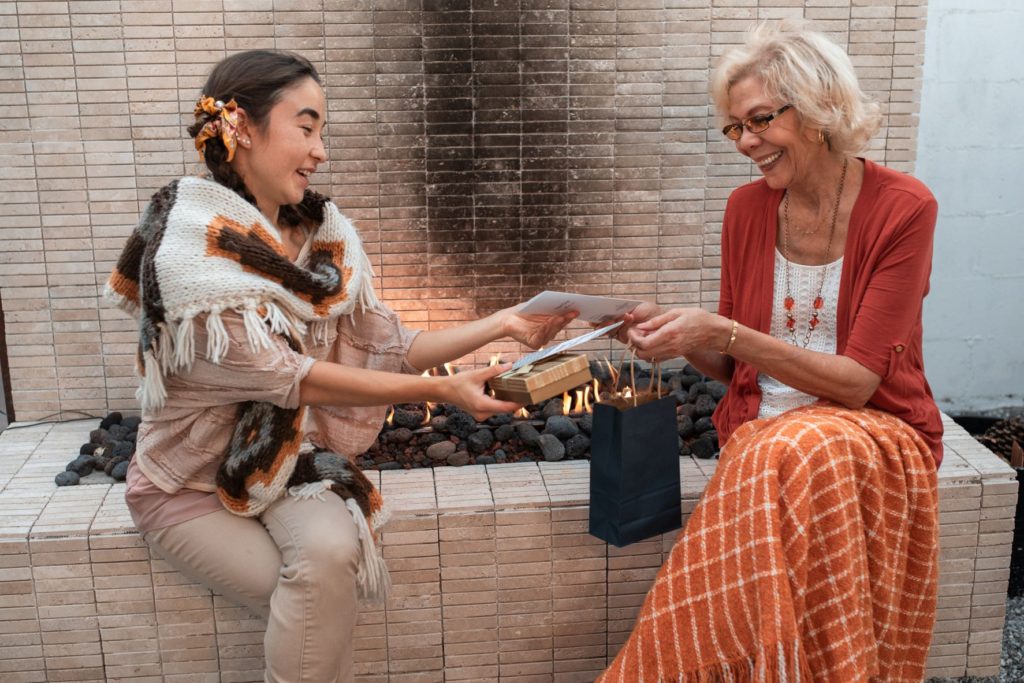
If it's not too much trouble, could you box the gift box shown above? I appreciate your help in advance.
[488,353,592,405]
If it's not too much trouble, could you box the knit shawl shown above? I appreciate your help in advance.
[106,176,391,601]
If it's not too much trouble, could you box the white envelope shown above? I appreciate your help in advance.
[518,290,643,324]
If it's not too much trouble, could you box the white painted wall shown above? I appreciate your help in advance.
[918,0,1024,414]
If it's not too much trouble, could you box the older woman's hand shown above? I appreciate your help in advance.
[627,307,724,361]
[500,308,578,350]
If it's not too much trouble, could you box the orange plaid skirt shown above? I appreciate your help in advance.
[599,405,939,683]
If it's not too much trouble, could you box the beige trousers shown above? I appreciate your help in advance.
[144,493,360,683]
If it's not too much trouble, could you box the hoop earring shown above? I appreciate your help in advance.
[818,129,827,145]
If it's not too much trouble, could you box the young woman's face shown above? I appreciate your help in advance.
[236,77,327,220]
[726,76,822,191]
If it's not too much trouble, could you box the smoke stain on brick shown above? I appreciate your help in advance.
[422,0,569,315]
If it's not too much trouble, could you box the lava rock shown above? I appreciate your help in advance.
[393,408,425,429]
[67,455,95,476]
[421,432,447,447]
[429,415,448,432]
[539,434,566,462]
[687,382,707,402]
[681,374,701,390]
[89,428,109,445]
[494,424,515,443]
[671,390,689,406]
[445,411,477,439]
[577,413,593,436]
[107,424,130,441]
[565,434,591,458]
[79,443,99,456]
[55,471,80,486]
[691,436,718,459]
[544,415,579,440]
[706,381,728,401]
[694,394,717,418]
[677,415,694,439]
[694,416,715,435]
[389,427,414,444]
[468,429,495,454]
[541,401,564,419]
[679,440,692,457]
[683,364,702,377]
[427,441,457,462]
[124,431,138,443]
[486,413,512,426]
[110,460,129,481]
[111,441,135,459]
[378,461,402,470]
[105,456,127,476]
[121,416,142,431]
[476,455,497,465]
[447,451,470,467]
[515,422,542,448]
[494,450,507,463]
[99,412,123,430]
[678,403,697,420]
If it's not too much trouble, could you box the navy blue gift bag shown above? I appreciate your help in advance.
[588,361,682,547]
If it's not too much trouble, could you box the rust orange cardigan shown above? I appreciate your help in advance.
[714,159,944,465]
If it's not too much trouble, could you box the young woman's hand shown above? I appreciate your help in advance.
[443,363,521,421]
[500,308,578,349]
[627,307,727,361]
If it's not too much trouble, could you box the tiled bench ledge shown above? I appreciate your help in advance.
[0,414,1015,682]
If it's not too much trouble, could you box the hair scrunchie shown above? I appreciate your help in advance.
[193,96,239,162]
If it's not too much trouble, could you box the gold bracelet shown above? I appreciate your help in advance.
[720,319,738,355]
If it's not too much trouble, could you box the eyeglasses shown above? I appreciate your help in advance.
[721,104,792,141]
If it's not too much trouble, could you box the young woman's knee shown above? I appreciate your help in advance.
[295,526,361,590]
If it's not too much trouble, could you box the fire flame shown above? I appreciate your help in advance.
[582,385,593,413]
[422,403,432,425]
[515,407,529,418]
[592,378,600,404]
[489,353,501,367]
[605,358,619,387]
[443,362,455,376]
[562,391,571,415]
[622,387,633,400]
[385,406,394,426]
[574,389,583,414]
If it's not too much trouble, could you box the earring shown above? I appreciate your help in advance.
[239,137,250,146]
[818,129,827,145]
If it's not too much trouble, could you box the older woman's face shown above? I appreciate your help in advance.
[726,76,821,191]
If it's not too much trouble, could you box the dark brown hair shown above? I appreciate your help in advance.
[187,50,327,227]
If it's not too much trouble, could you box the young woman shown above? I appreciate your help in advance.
[106,50,574,682]
[603,22,941,682]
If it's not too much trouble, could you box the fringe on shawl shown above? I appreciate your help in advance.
[608,640,813,683]
[345,497,392,603]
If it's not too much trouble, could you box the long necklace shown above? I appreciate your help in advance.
[781,157,848,347]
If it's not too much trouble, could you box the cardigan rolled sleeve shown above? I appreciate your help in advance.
[842,193,938,381]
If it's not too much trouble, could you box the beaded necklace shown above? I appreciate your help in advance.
[781,157,848,347]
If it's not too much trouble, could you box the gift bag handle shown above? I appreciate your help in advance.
[614,348,662,406]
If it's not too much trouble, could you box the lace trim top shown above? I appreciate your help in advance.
[757,248,844,419]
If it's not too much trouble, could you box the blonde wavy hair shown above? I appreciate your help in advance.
[711,20,882,155]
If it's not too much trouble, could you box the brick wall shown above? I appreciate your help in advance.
[0,0,927,421]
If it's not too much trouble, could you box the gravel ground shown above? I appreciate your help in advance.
[926,596,1024,683]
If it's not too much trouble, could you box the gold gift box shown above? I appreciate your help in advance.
[489,353,592,405]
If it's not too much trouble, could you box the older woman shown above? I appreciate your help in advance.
[600,22,941,682]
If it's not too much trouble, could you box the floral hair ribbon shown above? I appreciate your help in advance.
[193,96,239,162]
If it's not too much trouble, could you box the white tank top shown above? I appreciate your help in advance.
[757,248,844,419]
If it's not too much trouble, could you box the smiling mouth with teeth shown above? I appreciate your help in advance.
[756,151,783,167]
